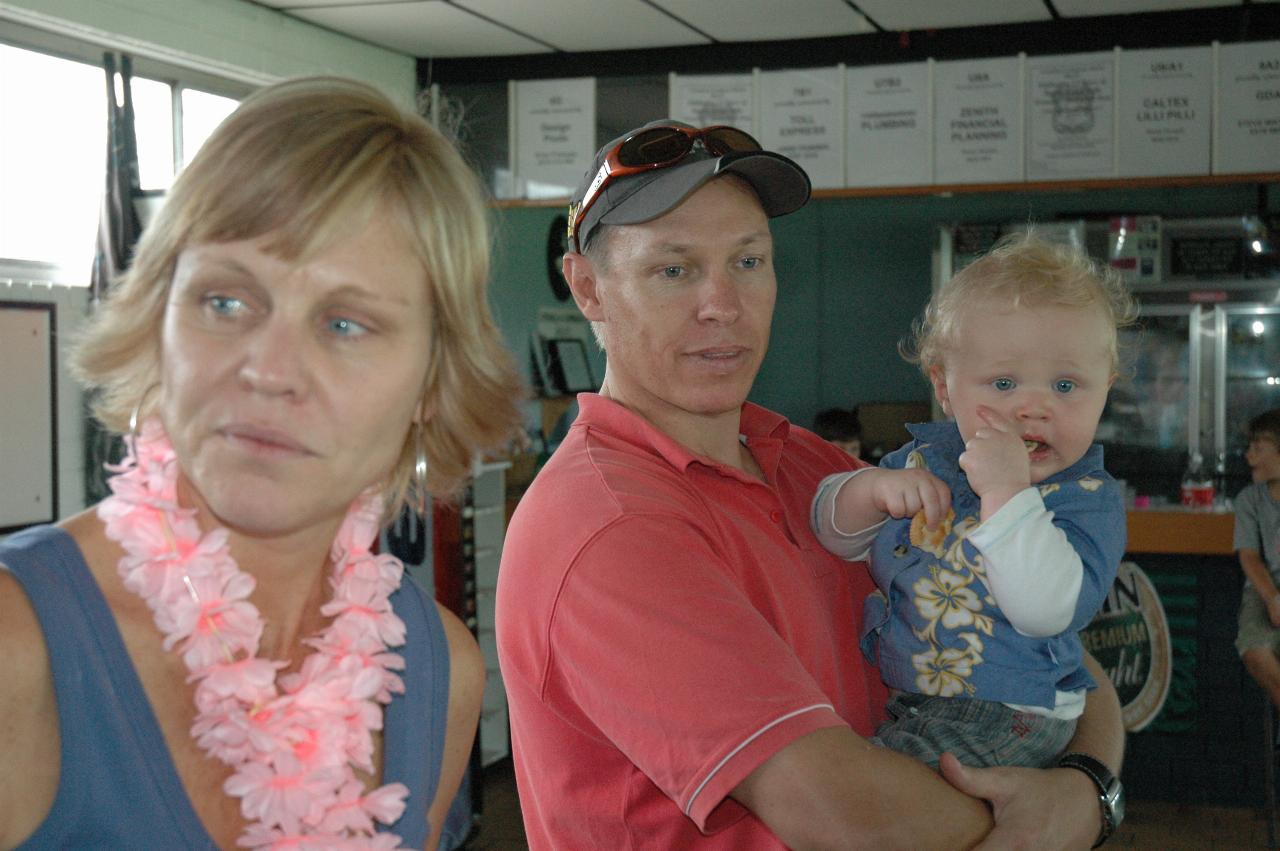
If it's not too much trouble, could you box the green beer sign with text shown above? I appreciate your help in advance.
[1081,561,1173,732]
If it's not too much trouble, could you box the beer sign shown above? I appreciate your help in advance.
[1081,561,1173,732]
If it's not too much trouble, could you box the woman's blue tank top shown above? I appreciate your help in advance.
[1,524,450,850]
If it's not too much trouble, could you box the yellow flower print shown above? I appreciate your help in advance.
[906,448,927,470]
[1038,483,1061,498]
[1078,476,1103,492]
[912,566,983,630]
[912,646,977,697]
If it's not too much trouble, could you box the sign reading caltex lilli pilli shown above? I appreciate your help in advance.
[1117,46,1212,178]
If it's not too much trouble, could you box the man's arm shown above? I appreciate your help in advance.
[732,726,991,850]
[940,649,1124,851]
[734,649,1124,851]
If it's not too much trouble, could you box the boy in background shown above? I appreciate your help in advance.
[811,232,1134,769]
[813,407,863,460]
[1235,408,1280,707]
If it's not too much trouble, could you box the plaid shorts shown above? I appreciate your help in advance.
[1236,586,1280,657]
[870,691,1077,769]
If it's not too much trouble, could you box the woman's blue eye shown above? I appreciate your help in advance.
[1055,379,1076,393]
[992,377,1015,391]
[661,265,684,279]
[207,295,243,315]
[327,317,368,337]
[740,256,761,270]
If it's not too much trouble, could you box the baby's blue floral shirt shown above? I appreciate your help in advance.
[862,421,1126,709]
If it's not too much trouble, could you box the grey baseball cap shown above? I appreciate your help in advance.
[569,119,811,252]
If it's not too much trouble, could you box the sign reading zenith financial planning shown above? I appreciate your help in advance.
[1025,52,1115,180]
[758,67,844,189]
[1117,46,1213,178]
[845,61,932,187]
[1214,40,1280,174]
[934,56,1024,184]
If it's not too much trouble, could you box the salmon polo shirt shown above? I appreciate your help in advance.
[496,394,889,850]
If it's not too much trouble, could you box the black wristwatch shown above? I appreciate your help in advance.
[1057,751,1124,848]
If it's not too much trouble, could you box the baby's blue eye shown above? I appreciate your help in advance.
[327,317,368,337]
[992,377,1015,391]
[1055,379,1076,393]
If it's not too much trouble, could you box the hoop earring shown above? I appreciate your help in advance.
[413,423,429,513]
[129,384,161,442]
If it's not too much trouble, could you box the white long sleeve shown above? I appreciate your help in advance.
[965,487,1083,638]
[810,469,885,561]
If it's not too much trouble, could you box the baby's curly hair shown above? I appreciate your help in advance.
[903,228,1138,376]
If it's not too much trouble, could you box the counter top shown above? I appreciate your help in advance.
[1126,506,1235,556]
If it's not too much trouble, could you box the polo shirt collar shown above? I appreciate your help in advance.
[575,393,791,480]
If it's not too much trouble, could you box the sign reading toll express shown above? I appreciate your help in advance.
[1081,561,1173,732]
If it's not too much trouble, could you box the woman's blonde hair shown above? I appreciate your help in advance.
[71,76,524,509]
[905,229,1137,375]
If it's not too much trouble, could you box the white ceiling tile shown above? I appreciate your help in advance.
[454,0,711,51]
[256,0,398,7]
[289,1,553,57]
[1054,0,1238,15]
[853,0,1050,31]
[653,0,874,42]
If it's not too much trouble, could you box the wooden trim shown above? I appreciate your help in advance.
[1126,508,1235,556]
[489,172,1280,208]
[814,172,1280,200]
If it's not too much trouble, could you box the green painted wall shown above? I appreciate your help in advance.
[489,181,1278,431]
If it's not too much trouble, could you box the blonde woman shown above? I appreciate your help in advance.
[0,76,523,850]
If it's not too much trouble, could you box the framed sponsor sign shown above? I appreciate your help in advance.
[512,77,596,199]
[758,66,843,189]
[1025,51,1116,180]
[846,60,932,187]
[1117,46,1213,178]
[1214,40,1280,175]
[934,56,1024,184]
[669,72,756,136]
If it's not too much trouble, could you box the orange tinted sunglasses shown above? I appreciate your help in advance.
[567,124,761,253]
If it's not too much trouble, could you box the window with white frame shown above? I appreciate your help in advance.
[0,41,243,282]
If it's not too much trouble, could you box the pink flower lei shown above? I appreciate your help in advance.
[98,419,412,849]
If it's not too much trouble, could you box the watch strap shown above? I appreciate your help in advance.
[1057,751,1119,849]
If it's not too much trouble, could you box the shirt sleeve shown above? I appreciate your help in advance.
[966,480,1125,638]
[1235,486,1262,553]
[810,469,886,561]
[544,513,848,833]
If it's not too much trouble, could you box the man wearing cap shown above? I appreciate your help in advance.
[497,121,1124,849]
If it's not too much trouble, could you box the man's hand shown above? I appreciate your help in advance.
[867,468,952,529]
[959,406,1031,519]
[940,752,1102,850]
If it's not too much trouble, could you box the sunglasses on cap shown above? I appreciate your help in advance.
[567,124,762,254]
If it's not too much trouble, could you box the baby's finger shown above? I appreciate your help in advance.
[976,405,1014,433]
